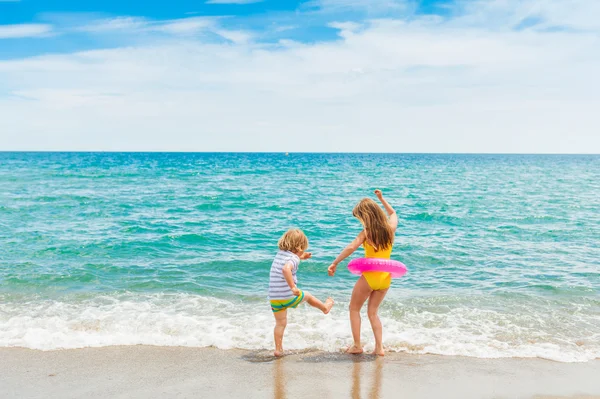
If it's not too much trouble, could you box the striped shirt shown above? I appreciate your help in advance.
[268,250,300,300]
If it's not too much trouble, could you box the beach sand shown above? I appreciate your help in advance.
[1,346,599,399]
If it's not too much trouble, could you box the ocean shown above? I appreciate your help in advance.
[0,152,599,362]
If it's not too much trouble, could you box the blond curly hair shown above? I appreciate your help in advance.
[278,229,309,253]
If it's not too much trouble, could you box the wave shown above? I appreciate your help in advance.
[1,294,598,363]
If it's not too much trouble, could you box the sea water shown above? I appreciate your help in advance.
[0,152,599,362]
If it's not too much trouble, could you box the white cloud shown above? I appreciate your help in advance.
[0,0,599,152]
[157,17,217,35]
[215,29,253,44]
[273,25,297,33]
[0,24,52,39]
[76,16,218,35]
[451,0,600,31]
[328,21,362,31]
[77,17,148,33]
[328,21,363,37]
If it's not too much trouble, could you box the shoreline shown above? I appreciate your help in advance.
[2,346,600,399]
[2,343,599,364]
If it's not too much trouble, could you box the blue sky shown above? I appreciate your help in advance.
[1,0,454,24]
[1,0,599,152]
[1,0,456,58]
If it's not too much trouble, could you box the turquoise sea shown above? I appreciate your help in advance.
[1,153,599,362]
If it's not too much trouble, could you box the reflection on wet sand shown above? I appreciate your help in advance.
[272,353,383,399]
[352,357,384,399]
[273,358,286,399]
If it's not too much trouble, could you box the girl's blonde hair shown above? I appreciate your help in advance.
[278,229,309,253]
[353,198,394,251]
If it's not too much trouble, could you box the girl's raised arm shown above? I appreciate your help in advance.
[375,189,398,231]
[327,231,366,276]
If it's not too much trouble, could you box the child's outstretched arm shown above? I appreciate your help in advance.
[282,262,301,296]
[327,231,366,276]
[375,189,398,231]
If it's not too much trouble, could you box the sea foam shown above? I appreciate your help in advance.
[1,293,598,363]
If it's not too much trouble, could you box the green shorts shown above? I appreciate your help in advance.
[269,291,305,313]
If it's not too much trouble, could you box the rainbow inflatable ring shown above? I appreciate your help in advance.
[347,258,407,278]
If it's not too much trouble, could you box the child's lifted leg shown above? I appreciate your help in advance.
[304,291,334,314]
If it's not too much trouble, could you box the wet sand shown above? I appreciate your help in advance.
[1,346,599,399]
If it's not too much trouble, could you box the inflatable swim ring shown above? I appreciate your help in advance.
[347,258,407,278]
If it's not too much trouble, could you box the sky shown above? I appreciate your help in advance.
[0,0,599,153]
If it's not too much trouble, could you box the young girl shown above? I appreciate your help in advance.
[269,228,335,357]
[327,189,398,356]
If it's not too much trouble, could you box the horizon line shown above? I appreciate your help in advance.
[0,151,599,156]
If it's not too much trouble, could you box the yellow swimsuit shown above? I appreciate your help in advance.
[362,242,392,291]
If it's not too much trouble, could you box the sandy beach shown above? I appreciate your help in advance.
[1,346,599,399]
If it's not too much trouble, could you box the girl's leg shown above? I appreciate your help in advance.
[367,288,389,356]
[273,309,287,357]
[347,275,372,354]
[303,292,334,314]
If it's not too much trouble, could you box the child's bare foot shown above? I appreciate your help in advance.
[323,298,334,314]
[345,344,364,354]
[274,350,284,357]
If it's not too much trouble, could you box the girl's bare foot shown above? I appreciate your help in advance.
[372,348,385,356]
[323,298,334,314]
[274,350,284,357]
[345,344,364,354]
